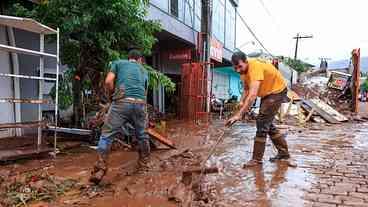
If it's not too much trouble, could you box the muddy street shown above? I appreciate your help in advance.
[1,120,368,207]
[199,120,368,207]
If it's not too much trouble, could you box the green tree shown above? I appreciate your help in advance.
[8,0,175,126]
[283,57,312,73]
[362,79,368,91]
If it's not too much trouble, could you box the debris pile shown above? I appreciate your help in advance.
[275,74,365,125]
[281,68,368,124]
[292,83,352,115]
[0,170,79,207]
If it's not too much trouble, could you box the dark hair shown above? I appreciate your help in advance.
[128,49,142,60]
[231,51,247,65]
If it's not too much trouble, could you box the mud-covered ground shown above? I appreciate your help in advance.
[1,119,368,207]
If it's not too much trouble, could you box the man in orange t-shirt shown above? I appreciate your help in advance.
[225,51,290,168]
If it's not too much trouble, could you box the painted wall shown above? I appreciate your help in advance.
[278,62,298,87]
[212,71,230,100]
[212,67,242,100]
[229,74,241,100]
[147,4,198,45]
[0,25,15,138]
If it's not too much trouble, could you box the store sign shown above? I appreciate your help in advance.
[327,71,352,90]
[210,37,223,63]
[168,49,192,61]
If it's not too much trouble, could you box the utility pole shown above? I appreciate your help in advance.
[201,0,212,113]
[293,33,313,60]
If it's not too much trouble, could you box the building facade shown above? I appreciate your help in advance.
[0,0,240,133]
[147,0,239,114]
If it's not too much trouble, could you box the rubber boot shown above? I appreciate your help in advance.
[269,132,290,162]
[243,136,266,168]
[136,139,151,174]
[89,153,108,184]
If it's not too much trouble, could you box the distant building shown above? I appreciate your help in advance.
[328,57,368,74]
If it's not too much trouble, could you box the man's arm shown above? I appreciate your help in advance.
[237,81,260,116]
[226,81,260,126]
[105,72,116,97]
[239,86,249,107]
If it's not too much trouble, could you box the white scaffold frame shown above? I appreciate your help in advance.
[0,15,60,155]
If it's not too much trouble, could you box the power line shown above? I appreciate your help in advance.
[257,0,282,34]
[258,0,273,19]
[236,11,274,58]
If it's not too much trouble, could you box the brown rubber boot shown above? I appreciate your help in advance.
[269,132,290,162]
[89,153,108,184]
[243,136,266,168]
[135,139,151,174]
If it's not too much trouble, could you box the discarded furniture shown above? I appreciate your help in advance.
[327,71,352,91]
[0,15,60,161]
[301,98,348,124]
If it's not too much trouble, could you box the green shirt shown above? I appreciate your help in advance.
[110,59,148,100]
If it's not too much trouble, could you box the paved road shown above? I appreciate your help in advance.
[200,121,368,207]
[359,102,368,117]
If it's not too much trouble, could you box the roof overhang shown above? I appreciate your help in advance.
[0,15,56,34]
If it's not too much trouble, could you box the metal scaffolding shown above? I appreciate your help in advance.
[0,15,59,155]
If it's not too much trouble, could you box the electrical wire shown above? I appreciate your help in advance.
[258,0,273,19]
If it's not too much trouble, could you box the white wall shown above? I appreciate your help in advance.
[212,72,230,100]
[279,62,298,87]
[0,26,15,138]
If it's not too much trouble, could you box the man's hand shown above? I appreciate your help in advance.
[225,113,242,127]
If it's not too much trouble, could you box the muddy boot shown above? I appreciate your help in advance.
[135,139,151,174]
[89,153,108,184]
[269,132,290,162]
[243,136,266,168]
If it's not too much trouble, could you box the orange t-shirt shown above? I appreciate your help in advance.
[240,59,286,98]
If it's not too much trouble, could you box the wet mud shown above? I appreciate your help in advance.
[1,120,368,207]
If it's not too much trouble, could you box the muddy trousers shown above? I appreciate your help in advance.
[252,89,290,161]
[97,100,150,163]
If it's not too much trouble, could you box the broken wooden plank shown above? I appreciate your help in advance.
[0,147,53,161]
[182,167,219,175]
[0,98,50,104]
[146,128,176,149]
[287,90,301,101]
[302,100,340,124]
[310,98,348,122]
[0,120,47,129]
[303,108,315,123]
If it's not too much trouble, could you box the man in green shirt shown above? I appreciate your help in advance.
[90,49,150,184]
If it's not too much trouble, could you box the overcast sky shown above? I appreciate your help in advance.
[236,0,368,64]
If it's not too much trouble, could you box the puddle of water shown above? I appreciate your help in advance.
[353,123,368,150]
[203,124,314,207]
